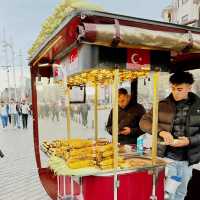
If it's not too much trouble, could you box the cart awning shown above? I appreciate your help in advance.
[79,23,200,53]
[29,10,200,71]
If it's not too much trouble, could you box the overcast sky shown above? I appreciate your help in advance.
[0,0,170,90]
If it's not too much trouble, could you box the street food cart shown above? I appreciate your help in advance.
[29,9,200,200]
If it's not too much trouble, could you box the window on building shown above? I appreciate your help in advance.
[182,14,189,23]
[182,0,189,4]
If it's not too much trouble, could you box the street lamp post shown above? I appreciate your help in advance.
[19,50,24,100]
[11,46,17,101]
[2,37,11,101]
[0,65,12,101]
[3,41,17,101]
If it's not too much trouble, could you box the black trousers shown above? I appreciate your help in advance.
[185,169,200,200]
[22,114,28,129]
[8,114,11,124]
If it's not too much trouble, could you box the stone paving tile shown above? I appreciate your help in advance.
[0,125,51,200]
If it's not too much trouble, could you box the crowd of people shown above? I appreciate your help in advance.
[0,99,32,130]
[38,100,90,127]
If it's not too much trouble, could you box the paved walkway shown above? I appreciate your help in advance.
[0,125,51,200]
[0,109,111,200]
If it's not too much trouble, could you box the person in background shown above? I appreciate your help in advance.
[0,149,4,158]
[29,104,32,116]
[9,99,17,128]
[7,101,11,125]
[106,88,145,144]
[0,101,8,128]
[21,100,30,129]
[16,102,22,129]
[140,71,200,200]
[51,101,60,122]
[80,103,90,127]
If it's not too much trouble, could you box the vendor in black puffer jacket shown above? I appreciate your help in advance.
[106,88,145,144]
[140,71,200,200]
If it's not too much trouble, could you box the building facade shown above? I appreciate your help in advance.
[162,0,200,26]
[0,78,31,102]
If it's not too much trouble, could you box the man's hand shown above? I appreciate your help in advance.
[170,137,190,147]
[159,131,174,145]
[119,127,131,135]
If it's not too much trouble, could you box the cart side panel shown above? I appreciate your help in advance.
[81,169,164,200]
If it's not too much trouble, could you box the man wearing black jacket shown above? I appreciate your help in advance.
[140,71,200,200]
[106,88,145,144]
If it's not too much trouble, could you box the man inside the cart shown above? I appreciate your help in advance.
[106,87,145,144]
[139,71,200,200]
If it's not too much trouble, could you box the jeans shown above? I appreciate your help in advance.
[165,160,192,200]
[16,114,21,128]
[10,114,17,127]
[1,115,8,128]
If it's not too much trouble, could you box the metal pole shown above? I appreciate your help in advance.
[19,50,24,100]
[4,39,17,101]
[2,32,11,101]
[7,67,10,101]
[150,169,158,200]
[94,83,99,140]
[112,69,119,200]
[10,40,17,101]
[12,51,17,101]
[151,71,159,165]
[66,86,71,139]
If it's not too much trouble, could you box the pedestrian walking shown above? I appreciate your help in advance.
[0,101,9,128]
[0,149,4,158]
[51,102,59,122]
[21,100,30,129]
[80,103,90,127]
[16,102,22,129]
[9,99,18,128]
[7,101,11,125]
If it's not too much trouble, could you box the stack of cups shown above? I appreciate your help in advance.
[136,136,144,155]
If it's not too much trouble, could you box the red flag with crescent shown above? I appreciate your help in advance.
[70,48,78,63]
[127,49,150,70]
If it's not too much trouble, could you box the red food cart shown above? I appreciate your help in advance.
[29,9,200,200]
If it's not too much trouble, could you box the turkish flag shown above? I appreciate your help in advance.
[127,49,150,70]
[53,64,64,81]
[54,68,58,77]
[70,48,78,63]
